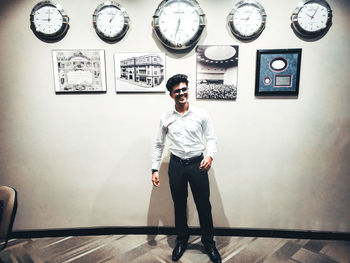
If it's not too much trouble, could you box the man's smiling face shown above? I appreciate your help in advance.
[170,82,189,106]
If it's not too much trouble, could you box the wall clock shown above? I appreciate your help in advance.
[93,1,130,43]
[291,0,332,39]
[152,0,206,50]
[30,0,69,42]
[227,0,266,41]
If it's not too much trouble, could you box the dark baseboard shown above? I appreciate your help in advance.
[11,227,350,241]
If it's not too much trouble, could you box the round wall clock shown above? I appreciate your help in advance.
[291,0,332,39]
[152,0,206,50]
[30,0,69,42]
[227,0,266,41]
[93,1,130,43]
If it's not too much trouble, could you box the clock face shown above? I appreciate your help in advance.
[93,2,129,42]
[297,3,328,31]
[33,5,63,35]
[228,0,266,40]
[96,7,124,37]
[152,0,206,50]
[30,1,69,42]
[158,1,199,45]
[291,0,332,38]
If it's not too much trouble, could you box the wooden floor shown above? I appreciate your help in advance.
[0,234,349,263]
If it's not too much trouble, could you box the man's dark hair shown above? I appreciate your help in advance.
[166,74,188,93]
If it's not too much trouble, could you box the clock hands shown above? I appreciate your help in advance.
[48,7,51,22]
[239,7,253,21]
[246,7,253,21]
[175,17,181,37]
[305,5,319,19]
[109,12,117,23]
[41,9,53,24]
[311,5,319,19]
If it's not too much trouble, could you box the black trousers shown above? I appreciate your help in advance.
[168,154,215,245]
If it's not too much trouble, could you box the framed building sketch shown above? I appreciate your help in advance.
[114,52,165,93]
[52,49,106,93]
[196,45,239,100]
[255,49,302,96]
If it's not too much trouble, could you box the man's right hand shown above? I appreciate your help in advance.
[152,171,160,187]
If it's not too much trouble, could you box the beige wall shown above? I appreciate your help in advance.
[0,0,349,232]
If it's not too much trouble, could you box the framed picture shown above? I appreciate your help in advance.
[196,45,239,100]
[114,52,165,93]
[255,49,302,96]
[52,49,106,93]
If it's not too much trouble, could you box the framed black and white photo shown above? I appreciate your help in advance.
[114,52,165,93]
[52,49,106,93]
[255,49,302,96]
[196,45,239,100]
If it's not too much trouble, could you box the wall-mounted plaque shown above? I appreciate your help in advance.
[255,49,302,96]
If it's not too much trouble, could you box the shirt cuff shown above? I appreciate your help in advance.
[152,163,160,171]
[206,151,215,160]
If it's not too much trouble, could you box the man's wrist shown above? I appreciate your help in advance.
[207,152,215,160]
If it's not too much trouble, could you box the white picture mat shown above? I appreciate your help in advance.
[52,49,106,93]
[114,52,166,93]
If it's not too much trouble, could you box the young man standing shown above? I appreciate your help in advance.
[151,74,221,263]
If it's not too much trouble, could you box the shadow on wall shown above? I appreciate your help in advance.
[147,154,229,246]
[146,157,174,245]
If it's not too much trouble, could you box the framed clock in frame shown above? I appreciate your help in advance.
[255,49,302,97]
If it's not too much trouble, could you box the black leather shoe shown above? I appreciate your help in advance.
[172,240,187,261]
[204,243,222,263]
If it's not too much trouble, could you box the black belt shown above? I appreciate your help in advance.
[171,153,203,166]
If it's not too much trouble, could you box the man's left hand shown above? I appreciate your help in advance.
[199,156,213,171]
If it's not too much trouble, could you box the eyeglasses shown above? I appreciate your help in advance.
[172,87,188,94]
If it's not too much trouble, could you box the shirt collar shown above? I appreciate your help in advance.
[173,103,191,116]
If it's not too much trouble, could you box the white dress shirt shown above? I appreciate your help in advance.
[152,104,217,170]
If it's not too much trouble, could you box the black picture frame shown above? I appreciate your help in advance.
[255,49,302,96]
